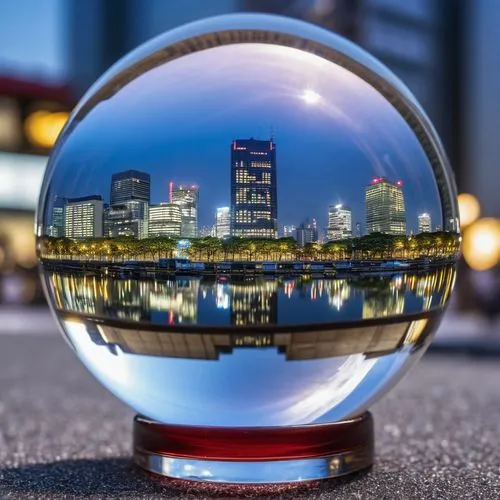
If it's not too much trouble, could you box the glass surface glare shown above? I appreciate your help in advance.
[37,14,459,426]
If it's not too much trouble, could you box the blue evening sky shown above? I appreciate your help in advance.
[46,43,442,234]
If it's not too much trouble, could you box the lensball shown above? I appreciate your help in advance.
[36,13,459,482]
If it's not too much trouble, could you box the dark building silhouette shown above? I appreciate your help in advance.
[230,138,278,238]
[110,169,151,204]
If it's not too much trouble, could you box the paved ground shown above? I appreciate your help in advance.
[1,316,500,498]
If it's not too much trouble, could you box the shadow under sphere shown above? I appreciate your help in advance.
[36,14,459,432]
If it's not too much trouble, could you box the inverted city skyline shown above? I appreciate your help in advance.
[48,266,455,328]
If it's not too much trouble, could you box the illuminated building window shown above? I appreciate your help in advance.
[230,138,277,239]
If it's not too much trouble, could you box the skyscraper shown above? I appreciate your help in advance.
[171,183,198,238]
[216,207,231,239]
[110,170,151,204]
[148,204,182,237]
[109,170,150,239]
[365,178,406,235]
[104,204,133,238]
[296,218,318,247]
[64,195,103,239]
[230,138,278,238]
[283,225,296,239]
[327,204,352,241]
[418,213,432,233]
[48,196,66,237]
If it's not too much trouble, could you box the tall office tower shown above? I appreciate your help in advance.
[327,204,352,241]
[216,207,231,239]
[283,224,296,239]
[230,138,278,238]
[296,218,319,247]
[355,222,362,238]
[171,183,198,238]
[110,170,151,204]
[64,195,104,239]
[47,196,66,237]
[126,199,149,239]
[104,204,135,238]
[109,170,150,238]
[365,178,406,235]
[418,213,432,233]
[148,203,182,237]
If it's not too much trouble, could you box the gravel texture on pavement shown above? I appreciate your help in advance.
[1,335,500,499]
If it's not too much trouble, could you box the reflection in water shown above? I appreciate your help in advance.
[46,266,450,427]
[230,280,278,326]
[46,267,455,326]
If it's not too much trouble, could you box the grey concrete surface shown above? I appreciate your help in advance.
[1,335,500,499]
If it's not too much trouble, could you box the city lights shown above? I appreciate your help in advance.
[41,137,460,264]
[49,267,454,327]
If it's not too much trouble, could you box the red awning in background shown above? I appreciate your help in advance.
[0,75,73,105]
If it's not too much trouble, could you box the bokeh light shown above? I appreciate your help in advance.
[462,217,500,271]
[458,193,480,228]
[24,110,69,149]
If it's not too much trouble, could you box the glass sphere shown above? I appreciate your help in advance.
[37,14,459,427]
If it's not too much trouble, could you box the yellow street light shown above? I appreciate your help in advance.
[24,110,69,149]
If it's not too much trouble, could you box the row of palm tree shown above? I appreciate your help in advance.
[38,231,460,263]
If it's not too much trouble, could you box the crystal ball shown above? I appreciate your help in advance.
[37,14,459,427]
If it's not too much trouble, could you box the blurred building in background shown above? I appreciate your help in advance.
[0,75,73,304]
